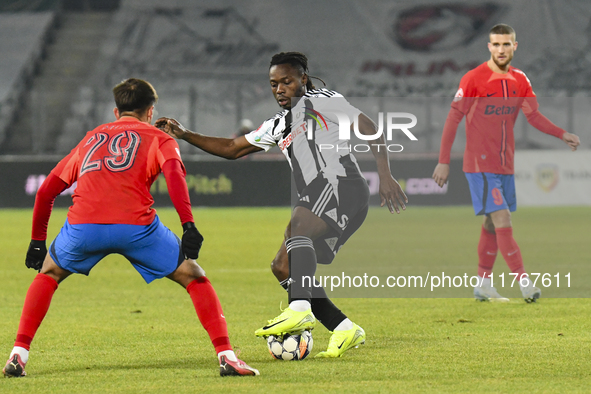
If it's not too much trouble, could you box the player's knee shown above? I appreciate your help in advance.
[483,218,496,233]
[170,260,206,286]
[187,261,206,280]
[490,210,512,228]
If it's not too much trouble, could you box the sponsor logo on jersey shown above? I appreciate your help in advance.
[484,105,517,115]
[304,107,328,131]
[278,122,306,151]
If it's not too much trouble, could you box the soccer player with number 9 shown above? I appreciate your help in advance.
[432,24,580,303]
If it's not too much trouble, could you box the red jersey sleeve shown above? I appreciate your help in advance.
[520,74,566,139]
[51,146,81,186]
[156,138,186,174]
[450,71,477,114]
[31,147,82,240]
[31,173,68,241]
[155,135,192,224]
[438,107,465,164]
[438,72,475,164]
[162,159,194,225]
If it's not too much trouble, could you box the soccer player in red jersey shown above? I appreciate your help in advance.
[3,79,258,378]
[432,24,580,302]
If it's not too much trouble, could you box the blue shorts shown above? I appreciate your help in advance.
[464,172,516,216]
[49,216,184,283]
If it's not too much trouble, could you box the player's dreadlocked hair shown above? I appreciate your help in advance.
[489,23,516,40]
[269,52,326,90]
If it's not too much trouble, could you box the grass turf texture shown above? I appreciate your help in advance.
[0,206,590,393]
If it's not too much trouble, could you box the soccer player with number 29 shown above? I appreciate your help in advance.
[3,78,258,378]
[432,24,580,302]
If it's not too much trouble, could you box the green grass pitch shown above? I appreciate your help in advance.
[1,206,590,393]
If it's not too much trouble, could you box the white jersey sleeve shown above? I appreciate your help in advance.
[244,111,287,151]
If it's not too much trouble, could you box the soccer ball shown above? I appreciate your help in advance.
[266,330,313,360]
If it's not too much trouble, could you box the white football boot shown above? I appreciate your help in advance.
[474,286,510,302]
[521,285,541,303]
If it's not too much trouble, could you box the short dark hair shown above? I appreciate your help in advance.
[489,24,516,40]
[270,52,315,90]
[113,78,158,114]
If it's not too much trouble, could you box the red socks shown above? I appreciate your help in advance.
[495,227,527,280]
[477,226,497,278]
[15,273,58,350]
[186,277,232,353]
[13,274,231,354]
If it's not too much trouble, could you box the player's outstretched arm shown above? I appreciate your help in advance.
[155,117,263,159]
[562,132,580,151]
[356,113,407,214]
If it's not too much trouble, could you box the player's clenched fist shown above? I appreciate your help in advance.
[181,222,204,260]
[25,240,47,271]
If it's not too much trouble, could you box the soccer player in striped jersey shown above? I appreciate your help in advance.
[3,79,258,378]
[432,24,580,302]
[157,52,407,358]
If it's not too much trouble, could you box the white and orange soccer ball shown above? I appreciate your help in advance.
[266,330,313,360]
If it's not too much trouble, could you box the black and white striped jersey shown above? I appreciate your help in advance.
[245,88,365,195]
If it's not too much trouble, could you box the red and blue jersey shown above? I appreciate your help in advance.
[51,118,185,225]
[440,62,564,174]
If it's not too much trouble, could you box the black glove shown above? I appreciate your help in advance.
[182,222,203,260]
[26,240,47,271]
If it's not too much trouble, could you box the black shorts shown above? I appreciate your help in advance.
[295,175,370,264]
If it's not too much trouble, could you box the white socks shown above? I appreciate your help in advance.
[289,300,311,312]
[334,318,354,331]
[10,346,29,364]
[218,350,237,363]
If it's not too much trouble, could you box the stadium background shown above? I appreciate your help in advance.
[0,0,589,208]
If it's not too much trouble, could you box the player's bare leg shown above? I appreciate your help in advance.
[489,209,541,302]
[4,254,70,377]
[167,260,258,376]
